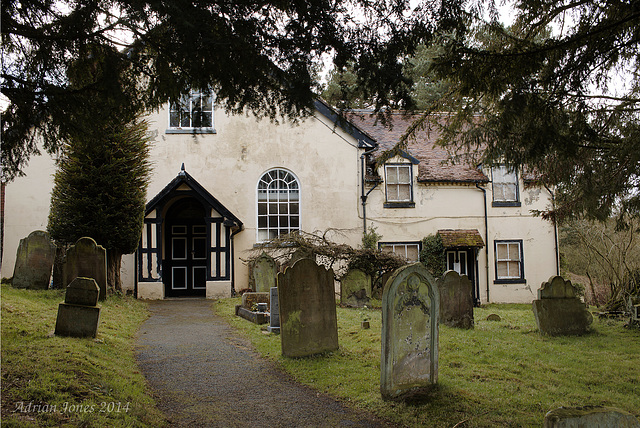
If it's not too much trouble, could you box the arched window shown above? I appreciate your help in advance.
[257,169,300,241]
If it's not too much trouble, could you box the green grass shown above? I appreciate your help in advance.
[1,284,166,427]
[214,299,640,427]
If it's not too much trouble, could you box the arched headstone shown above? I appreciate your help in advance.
[278,258,338,357]
[532,276,593,336]
[381,263,439,400]
[437,270,474,329]
[253,252,277,292]
[340,268,371,307]
[12,231,56,290]
[63,237,107,300]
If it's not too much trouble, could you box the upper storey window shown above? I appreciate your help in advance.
[168,90,215,133]
[384,164,414,208]
[491,165,520,207]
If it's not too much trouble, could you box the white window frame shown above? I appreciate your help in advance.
[256,168,300,242]
[379,242,421,262]
[494,240,525,283]
[384,164,413,203]
[491,165,519,206]
[168,90,215,132]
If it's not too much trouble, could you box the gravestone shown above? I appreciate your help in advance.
[278,258,338,357]
[532,276,593,336]
[267,286,280,333]
[12,231,56,290]
[437,270,474,329]
[54,277,101,338]
[235,292,270,324]
[63,237,107,300]
[544,406,640,427]
[381,263,439,400]
[253,252,277,292]
[340,269,371,307]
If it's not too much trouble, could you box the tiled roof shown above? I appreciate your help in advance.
[347,112,489,183]
[438,229,485,248]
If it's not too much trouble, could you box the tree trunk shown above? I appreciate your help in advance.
[106,248,123,292]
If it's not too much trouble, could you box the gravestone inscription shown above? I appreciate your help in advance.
[381,263,439,400]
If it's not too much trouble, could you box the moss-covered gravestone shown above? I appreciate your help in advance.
[532,276,593,336]
[381,263,439,400]
[12,231,56,290]
[63,237,107,300]
[340,269,371,307]
[54,277,101,338]
[437,270,474,329]
[253,252,277,292]
[278,258,338,357]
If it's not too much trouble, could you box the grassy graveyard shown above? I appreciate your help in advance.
[0,284,166,427]
[214,298,640,427]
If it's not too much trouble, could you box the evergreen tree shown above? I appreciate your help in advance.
[1,0,448,180]
[423,0,640,222]
[47,44,151,292]
[48,118,151,292]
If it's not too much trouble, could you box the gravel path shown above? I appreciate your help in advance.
[135,299,393,427]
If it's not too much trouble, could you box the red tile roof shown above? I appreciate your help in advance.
[347,111,489,183]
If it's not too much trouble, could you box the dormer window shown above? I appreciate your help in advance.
[384,164,414,208]
[491,165,520,207]
[168,90,215,133]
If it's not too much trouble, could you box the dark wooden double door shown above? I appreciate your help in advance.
[164,199,207,297]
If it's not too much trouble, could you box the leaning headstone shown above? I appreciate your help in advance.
[340,269,371,307]
[54,277,101,338]
[63,237,107,300]
[544,405,640,428]
[278,258,338,357]
[12,231,56,290]
[253,252,277,293]
[437,271,474,329]
[381,263,439,400]
[532,276,593,336]
[267,286,280,334]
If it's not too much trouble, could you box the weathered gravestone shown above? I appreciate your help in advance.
[340,269,371,307]
[532,276,593,336]
[235,292,270,324]
[544,405,640,428]
[437,270,474,329]
[54,277,101,338]
[278,258,338,357]
[63,237,107,300]
[12,231,56,290]
[267,286,280,333]
[381,263,439,400]
[253,252,277,293]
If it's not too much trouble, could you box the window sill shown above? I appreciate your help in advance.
[166,128,217,134]
[494,278,526,284]
[492,201,521,207]
[384,202,415,208]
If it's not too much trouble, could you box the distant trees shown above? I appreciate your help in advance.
[560,215,640,310]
